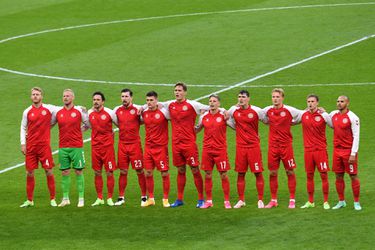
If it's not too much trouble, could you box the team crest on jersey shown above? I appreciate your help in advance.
[314,116,321,122]
[182,105,188,111]
[237,113,241,117]
[71,112,77,118]
[31,113,34,117]
[101,114,107,120]
[216,117,222,123]
[130,109,136,115]
[248,113,254,119]
[60,114,64,117]
[343,118,348,124]
[119,111,123,115]
[280,111,286,117]
[155,113,160,119]
[41,110,47,116]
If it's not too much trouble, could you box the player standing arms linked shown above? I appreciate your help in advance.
[52,89,89,208]
[263,88,301,209]
[196,94,233,209]
[20,87,57,207]
[113,89,147,207]
[141,91,171,208]
[88,92,118,206]
[161,82,207,208]
[294,94,332,209]
[329,96,361,211]
[228,90,266,209]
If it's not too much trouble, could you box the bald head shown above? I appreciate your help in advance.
[337,95,350,112]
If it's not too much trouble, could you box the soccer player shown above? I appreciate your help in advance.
[88,91,118,206]
[329,96,361,210]
[294,94,331,209]
[161,82,208,208]
[113,89,147,206]
[196,94,232,209]
[20,87,57,207]
[141,91,170,208]
[228,90,266,209]
[263,88,301,209]
[52,89,89,208]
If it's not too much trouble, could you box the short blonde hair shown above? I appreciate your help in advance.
[272,88,284,97]
[31,87,43,95]
[63,88,75,97]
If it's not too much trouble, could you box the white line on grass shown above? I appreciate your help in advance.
[0,2,374,84]
[1,34,374,174]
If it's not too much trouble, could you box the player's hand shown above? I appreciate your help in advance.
[317,107,326,113]
[81,106,87,113]
[21,144,26,155]
[348,155,356,164]
[137,106,144,115]
[223,110,229,120]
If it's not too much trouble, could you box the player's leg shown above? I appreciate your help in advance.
[116,143,129,205]
[161,170,170,208]
[91,147,104,206]
[58,148,71,207]
[105,170,115,206]
[186,144,204,207]
[301,151,315,209]
[249,146,265,208]
[201,170,213,209]
[71,146,85,207]
[171,165,186,207]
[265,147,280,208]
[143,148,155,206]
[75,169,84,207]
[220,171,231,209]
[350,174,361,210]
[156,146,170,207]
[103,146,117,206]
[40,145,56,206]
[281,145,297,209]
[135,169,147,206]
[234,146,247,208]
[21,149,37,207]
[316,150,330,209]
[130,143,147,206]
[332,149,346,209]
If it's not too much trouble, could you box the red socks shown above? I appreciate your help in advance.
[335,177,345,200]
[193,171,204,200]
[177,172,186,200]
[107,175,114,199]
[320,172,329,202]
[269,174,278,199]
[118,173,127,197]
[237,174,245,201]
[26,176,35,201]
[307,172,314,203]
[94,175,103,199]
[46,175,55,200]
[205,175,213,200]
[256,173,264,200]
[287,173,296,199]
[162,174,170,199]
[137,172,147,197]
[351,178,360,202]
[146,175,154,199]
[221,176,230,201]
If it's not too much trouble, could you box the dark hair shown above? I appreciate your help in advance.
[92,91,105,101]
[121,88,133,96]
[175,82,187,91]
[238,90,250,97]
[209,94,220,101]
[146,91,158,98]
[307,94,319,102]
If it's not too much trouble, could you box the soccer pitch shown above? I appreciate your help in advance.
[0,0,374,249]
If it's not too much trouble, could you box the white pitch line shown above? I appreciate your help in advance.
[2,34,374,174]
[0,2,374,84]
[194,34,375,101]
[241,82,375,88]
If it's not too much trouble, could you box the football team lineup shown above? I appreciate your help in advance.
[0,2,375,174]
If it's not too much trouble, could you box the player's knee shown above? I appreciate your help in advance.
[205,171,212,178]
[26,171,34,177]
[239,172,246,177]
[106,171,113,177]
[94,170,102,176]
[161,171,169,177]
[120,169,128,175]
[349,174,358,181]
[136,169,144,174]
[286,170,294,175]
[220,172,228,179]
[178,166,186,174]
[45,169,53,176]
[75,169,83,175]
[269,170,278,176]
[146,170,153,177]
[62,169,70,176]
[190,166,199,173]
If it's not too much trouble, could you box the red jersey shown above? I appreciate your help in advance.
[228,105,265,148]
[164,99,208,146]
[200,111,227,151]
[263,104,300,147]
[113,104,141,144]
[299,110,331,152]
[330,110,360,156]
[54,106,89,148]
[88,107,118,148]
[142,107,169,147]
[20,104,56,147]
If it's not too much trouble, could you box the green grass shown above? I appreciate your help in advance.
[0,0,374,249]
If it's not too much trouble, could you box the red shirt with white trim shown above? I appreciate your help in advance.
[300,110,330,152]
[142,108,169,147]
[201,111,227,151]
[114,104,141,145]
[330,110,360,156]
[20,104,56,147]
[88,107,117,148]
